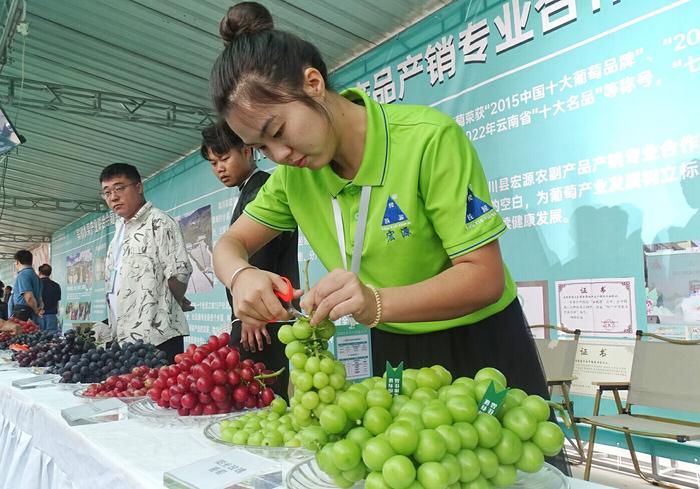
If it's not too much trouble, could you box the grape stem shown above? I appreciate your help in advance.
[303,259,311,293]
[254,366,286,380]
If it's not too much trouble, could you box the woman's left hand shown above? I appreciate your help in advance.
[300,269,378,326]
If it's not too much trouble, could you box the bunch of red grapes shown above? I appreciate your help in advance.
[0,331,14,345]
[147,332,279,416]
[82,366,159,399]
[6,317,39,334]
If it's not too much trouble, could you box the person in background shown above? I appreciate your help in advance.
[37,264,61,334]
[201,121,299,400]
[0,281,6,320]
[8,250,43,323]
[101,163,194,363]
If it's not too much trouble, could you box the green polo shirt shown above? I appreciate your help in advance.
[245,88,517,334]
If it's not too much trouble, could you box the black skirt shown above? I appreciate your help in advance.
[370,298,571,475]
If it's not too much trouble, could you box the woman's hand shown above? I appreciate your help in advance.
[300,269,377,326]
[231,269,294,327]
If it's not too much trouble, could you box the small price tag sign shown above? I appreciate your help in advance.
[11,374,58,389]
[478,381,508,416]
[163,449,276,489]
[61,398,127,426]
[385,361,403,397]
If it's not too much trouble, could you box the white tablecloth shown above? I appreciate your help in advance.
[0,370,613,489]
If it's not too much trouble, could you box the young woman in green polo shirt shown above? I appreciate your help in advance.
[210,5,567,472]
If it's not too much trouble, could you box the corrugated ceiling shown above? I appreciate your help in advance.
[0,0,453,258]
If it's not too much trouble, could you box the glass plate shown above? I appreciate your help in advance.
[128,397,233,427]
[52,378,87,389]
[285,460,570,489]
[203,415,313,463]
[73,386,146,404]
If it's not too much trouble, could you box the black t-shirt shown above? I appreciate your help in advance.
[226,171,299,320]
[40,277,62,314]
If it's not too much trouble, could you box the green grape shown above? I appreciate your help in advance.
[318,385,336,404]
[329,372,347,390]
[346,426,374,449]
[305,355,321,374]
[320,404,349,434]
[441,453,462,485]
[291,352,308,369]
[299,425,328,451]
[284,340,305,359]
[277,324,296,344]
[342,462,367,483]
[231,430,249,445]
[301,391,320,410]
[247,431,264,446]
[293,404,311,422]
[292,319,313,340]
[295,371,314,392]
[317,443,341,475]
[313,371,330,389]
[320,356,336,374]
[332,439,362,471]
[382,455,417,489]
[366,387,393,410]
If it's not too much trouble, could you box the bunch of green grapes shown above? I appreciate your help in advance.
[314,366,565,489]
[218,396,294,446]
[279,317,358,449]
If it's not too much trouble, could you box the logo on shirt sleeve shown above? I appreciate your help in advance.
[466,187,494,227]
[381,195,412,242]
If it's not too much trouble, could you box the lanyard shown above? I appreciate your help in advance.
[331,186,372,275]
[113,223,126,266]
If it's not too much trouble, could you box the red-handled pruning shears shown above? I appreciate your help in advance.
[273,276,305,320]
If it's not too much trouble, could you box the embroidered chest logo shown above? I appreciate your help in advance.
[466,186,495,229]
[381,195,412,242]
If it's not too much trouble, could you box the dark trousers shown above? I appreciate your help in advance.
[371,299,571,475]
[230,320,290,402]
[156,335,184,364]
[11,305,39,324]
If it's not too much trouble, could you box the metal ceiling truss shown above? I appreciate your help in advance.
[2,195,107,212]
[0,0,24,69]
[0,75,217,130]
[0,234,49,243]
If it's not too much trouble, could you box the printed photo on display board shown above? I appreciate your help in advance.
[66,250,94,286]
[516,280,550,339]
[644,240,700,326]
[176,205,214,294]
[65,302,91,321]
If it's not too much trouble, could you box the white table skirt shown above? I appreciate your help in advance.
[0,370,613,489]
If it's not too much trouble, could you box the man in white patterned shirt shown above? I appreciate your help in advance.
[102,163,194,362]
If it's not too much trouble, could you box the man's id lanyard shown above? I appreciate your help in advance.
[331,186,372,324]
[109,224,125,294]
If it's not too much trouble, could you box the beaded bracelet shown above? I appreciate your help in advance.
[228,265,258,291]
[366,284,382,328]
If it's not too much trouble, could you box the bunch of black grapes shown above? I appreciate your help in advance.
[48,338,169,384]
[2,330,56,351]
[16,330,95,368]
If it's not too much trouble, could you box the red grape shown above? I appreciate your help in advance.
[225,350,240,369]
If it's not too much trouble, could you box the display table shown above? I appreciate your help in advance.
[0,370,614,489]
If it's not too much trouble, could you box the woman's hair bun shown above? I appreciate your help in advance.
[219,2,274,45]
